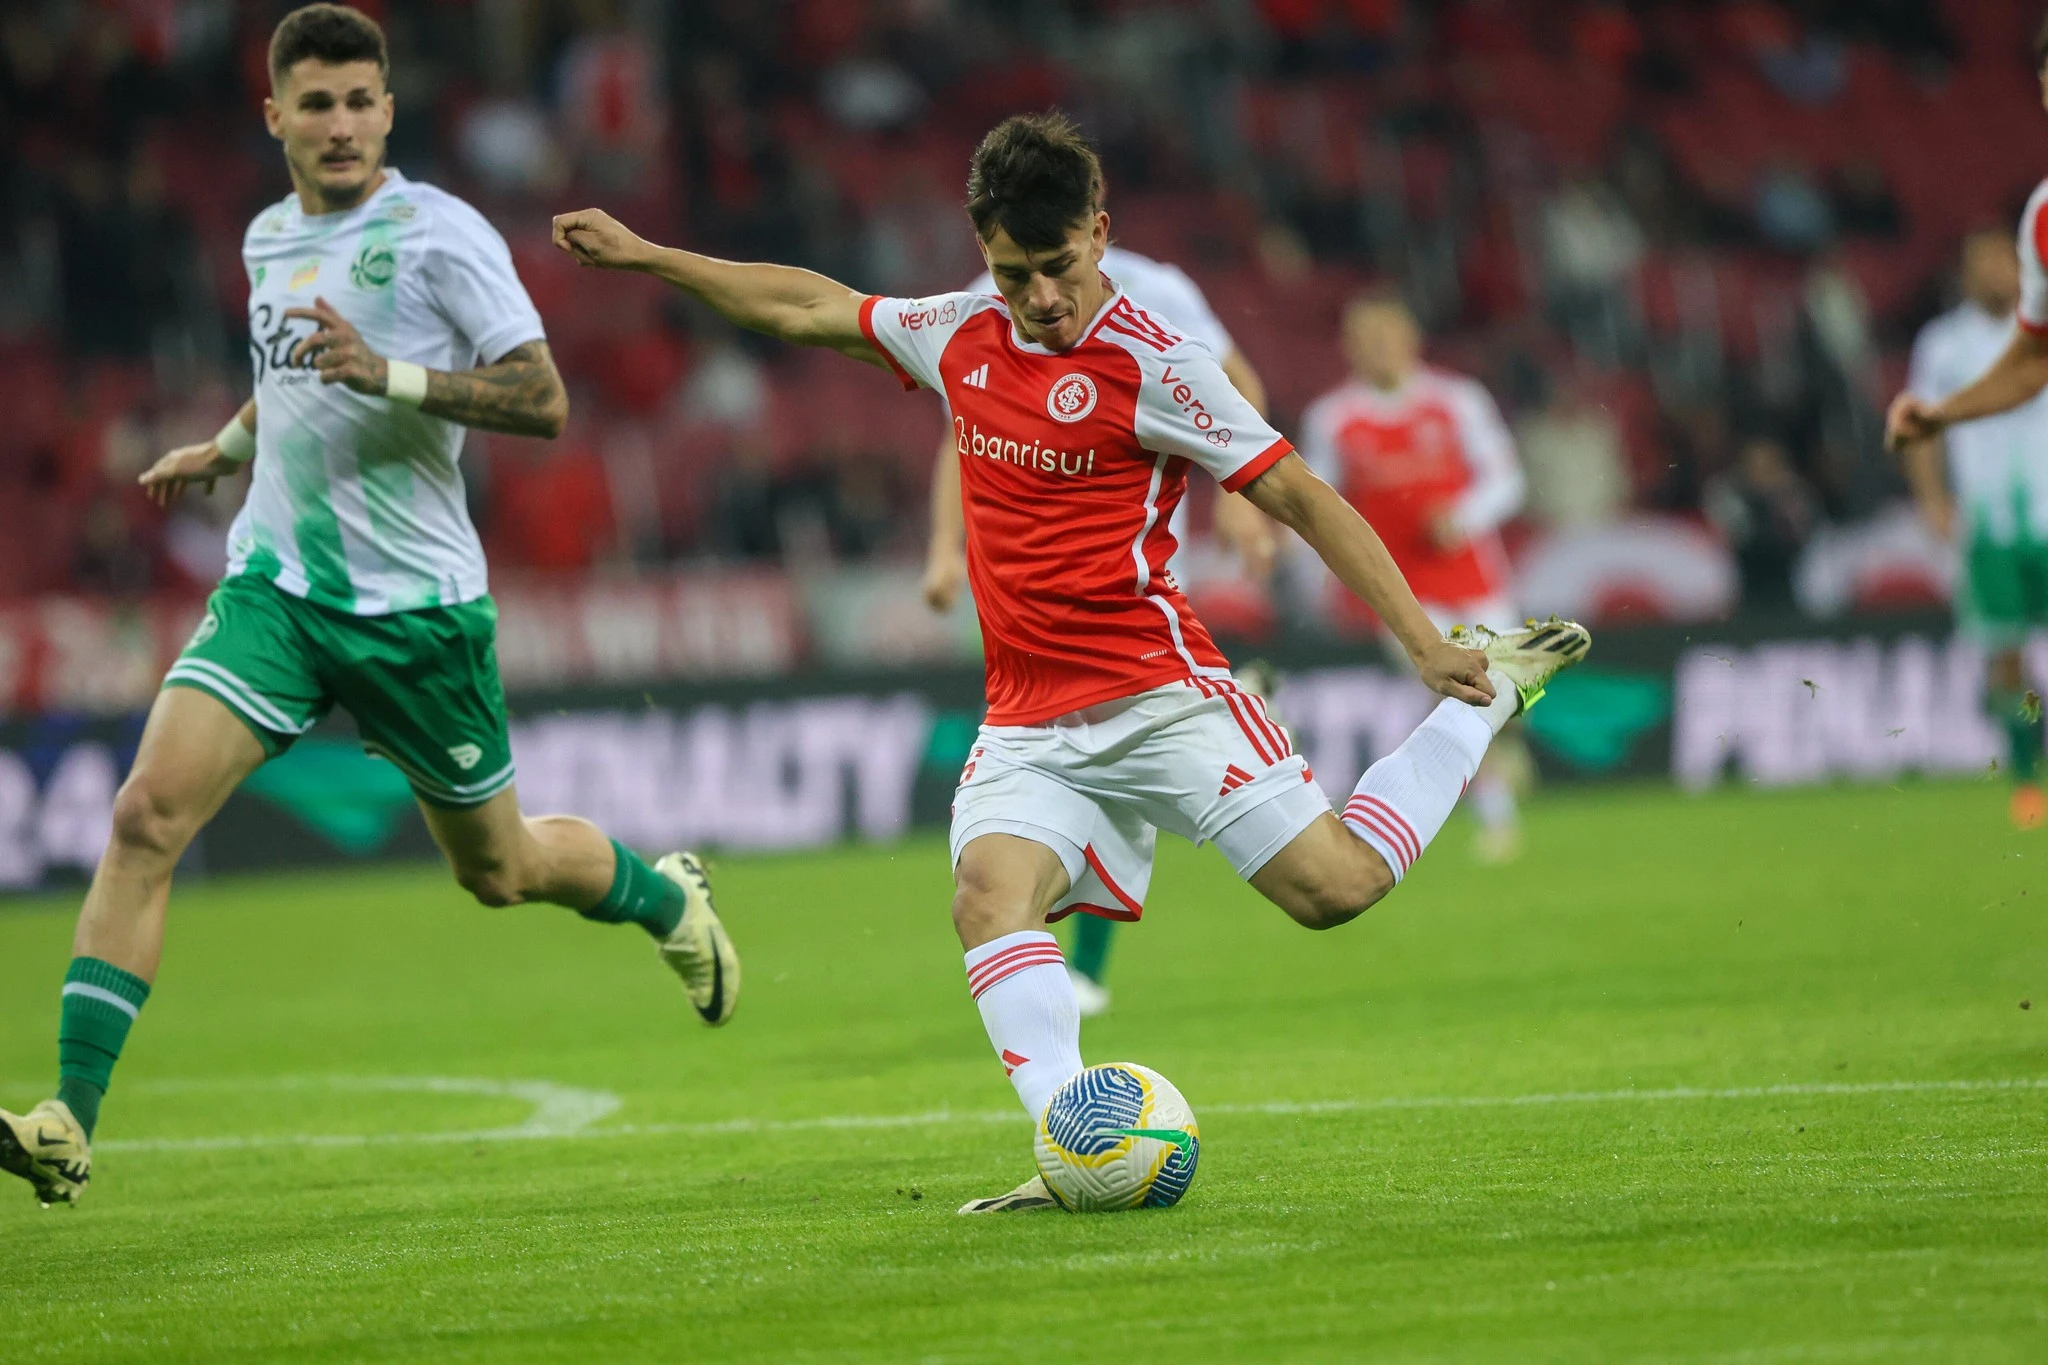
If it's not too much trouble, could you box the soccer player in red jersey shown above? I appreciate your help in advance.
[554,113,1589,1210]
[1301,291,1533,862]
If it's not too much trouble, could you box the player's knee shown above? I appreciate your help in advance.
[107,776,195,866]
[950,866,1036,946]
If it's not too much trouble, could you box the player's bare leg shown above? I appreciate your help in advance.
[2,688,264,1206]
[1985,646,2045,829]
[952,833,1077,1213]
[1247,814,1396,928]
[1253,618,1590,928]
[419,792,739,1024]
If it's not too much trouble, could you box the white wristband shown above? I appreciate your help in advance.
[385,359,429,407]
[215,413,255,465]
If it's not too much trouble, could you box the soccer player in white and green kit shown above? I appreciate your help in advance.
[1900,229,2048,828]
[0,4,739,1210]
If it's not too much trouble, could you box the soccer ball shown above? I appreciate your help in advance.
[1033,1063,1200,1212]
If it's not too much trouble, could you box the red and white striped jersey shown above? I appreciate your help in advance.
[861,284,1294,725]
[1299,367,1524,612]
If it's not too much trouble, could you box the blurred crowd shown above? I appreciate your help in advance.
[0,0,2038,614]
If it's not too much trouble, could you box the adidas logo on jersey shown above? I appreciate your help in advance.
[960,363,989,389]
[1218,764,1255,796]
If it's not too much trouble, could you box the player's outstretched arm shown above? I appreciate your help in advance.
[552,208,887,371]
[1887,327,2048,449]
[1241,452,1495,706]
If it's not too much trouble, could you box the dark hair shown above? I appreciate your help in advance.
[966,111,1105,250]
[269,4,389,86]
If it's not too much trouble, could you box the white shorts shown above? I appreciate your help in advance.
[948,677,1335,923]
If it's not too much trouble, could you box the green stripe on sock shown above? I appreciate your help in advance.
[582,840,686,940]
[57,957,150,1140]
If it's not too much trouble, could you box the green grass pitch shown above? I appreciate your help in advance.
[2,780,2044,1361]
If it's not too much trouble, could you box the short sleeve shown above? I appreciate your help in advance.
[2019,185,2048,334]
[423,199,546,363]
[859,292,990,393]
[1128,341,1293,492]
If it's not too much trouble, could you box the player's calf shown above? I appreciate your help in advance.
[1249,818,1394,930]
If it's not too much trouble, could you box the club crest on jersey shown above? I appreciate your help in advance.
[351,242,397,290]
[1046,372,1098,423]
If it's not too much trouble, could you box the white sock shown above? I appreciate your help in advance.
[1475,668,1520,735]
[1341,690,1498,883]
[964,930,1084,1118]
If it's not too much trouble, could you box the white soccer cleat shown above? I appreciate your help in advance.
[654,852,741,1026]
[1448,615,1592,716]
[0,1099,90,1208]
[1066,967,1112,1019]
[958,1173,1059,1214]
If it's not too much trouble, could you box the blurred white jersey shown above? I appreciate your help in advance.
[962,248,1241,555]
[232,170,546,615]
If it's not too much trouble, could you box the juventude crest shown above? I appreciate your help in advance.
[350,241,397,290]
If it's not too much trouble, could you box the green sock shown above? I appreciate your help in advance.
[1070,914,1116,984]
[56,957,151,1141]
[1991,690,2045,782]
[581,840,686,939]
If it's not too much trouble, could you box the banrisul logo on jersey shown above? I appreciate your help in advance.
[1046,373,1098,423]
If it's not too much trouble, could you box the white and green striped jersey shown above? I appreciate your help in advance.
[230,170,545,614]
[1908,299,2048,546]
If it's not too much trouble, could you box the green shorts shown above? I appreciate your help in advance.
[1958,536,2048,647]
[164,574,516,809]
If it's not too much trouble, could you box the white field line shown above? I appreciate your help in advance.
[91,1077,620,1153]
[49,1074,2047,1156]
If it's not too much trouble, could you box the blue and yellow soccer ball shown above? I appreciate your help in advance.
[1033,1063,1200,1212]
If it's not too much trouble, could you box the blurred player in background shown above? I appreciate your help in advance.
[0,4,738,1211]
[1898,229,2048,828]
[1302,292,1532,861]
[1887,19,2048,824]
[553,110,1588,1212]
[923,245,1279,1017]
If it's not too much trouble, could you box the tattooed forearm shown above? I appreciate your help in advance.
[419,341,570,438]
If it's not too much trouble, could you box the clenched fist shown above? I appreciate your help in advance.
[552,209,658,272]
